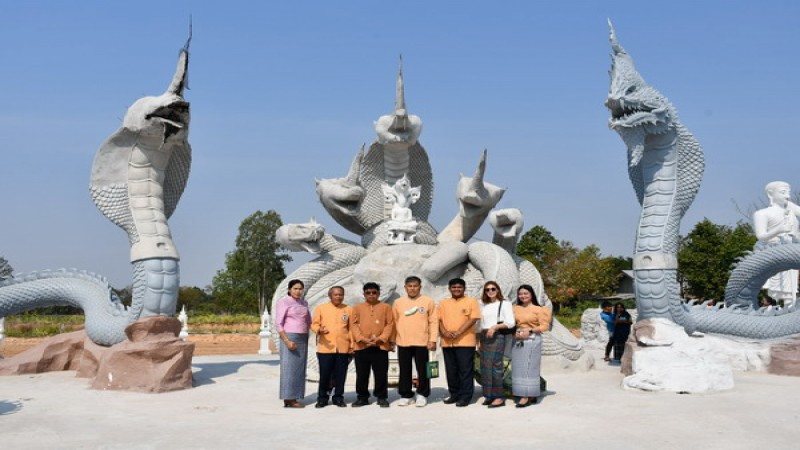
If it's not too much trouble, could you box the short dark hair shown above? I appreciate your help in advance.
[287,279,304,295]
[448,278,466,287]
[363,282,380,292]
[601,300,612,308]
[405,276,422,285]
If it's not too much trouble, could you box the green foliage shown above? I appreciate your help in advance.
[0,256,13,280]
[554,298,637,331]
[678,218,757,301]
[517,226,622,305]
[211,210,291,314]
[189,313,260,325]
[3,314,85,337]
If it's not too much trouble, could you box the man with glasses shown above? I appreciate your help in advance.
[438,278,481,407]
[392,276,438,407]
[350,282,394,407]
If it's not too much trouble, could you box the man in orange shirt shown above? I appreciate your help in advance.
[438,277,481,407]
[392,276,438,407]
[311,286,353,408]
[350,282,394,408]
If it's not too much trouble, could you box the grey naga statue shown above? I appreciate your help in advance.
[0,43,192,346]
[606,21,800,339]
[276,59,585,363]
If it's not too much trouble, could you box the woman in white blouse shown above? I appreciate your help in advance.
[478,281,516,408]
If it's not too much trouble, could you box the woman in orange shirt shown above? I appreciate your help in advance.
[511,284,551,408]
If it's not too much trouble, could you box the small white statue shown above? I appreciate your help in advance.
[259,308,273,355]
[177,305,189,340]
[382,174,421,244]
[753,181,800,306]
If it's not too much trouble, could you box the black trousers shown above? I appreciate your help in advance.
[317,352,350,401]
[398,345,430,398]
[354,347,389,400]
[613,333,629,361]
[605,337,614,358]
[442,346,475,403]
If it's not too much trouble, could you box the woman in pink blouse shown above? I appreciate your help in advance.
[275,279,311,408]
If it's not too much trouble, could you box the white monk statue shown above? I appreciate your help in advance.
[382,174,420,244]
[753,181,800,307]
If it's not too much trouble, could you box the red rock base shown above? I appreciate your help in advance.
[768,337,800,376]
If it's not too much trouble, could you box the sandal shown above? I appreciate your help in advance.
[283,400,305,408]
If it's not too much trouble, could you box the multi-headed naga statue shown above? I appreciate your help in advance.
[606,22,800,339]
[275,61,584,361]
[0,44,192,346]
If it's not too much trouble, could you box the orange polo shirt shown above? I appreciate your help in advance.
[311,302,353,353]
[513,304,552,332]
[438,296,481,347]
[392,295,438,347]
[351,300,394,351]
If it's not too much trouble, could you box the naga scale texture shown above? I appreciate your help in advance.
[0,44,192,346]
[277,60,584,361]
[607,22,800,340]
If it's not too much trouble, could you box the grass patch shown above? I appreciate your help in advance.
[1,313,262,337]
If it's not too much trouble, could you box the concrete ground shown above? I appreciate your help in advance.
[1,349,798,450]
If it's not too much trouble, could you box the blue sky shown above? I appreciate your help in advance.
[2,1,799,289]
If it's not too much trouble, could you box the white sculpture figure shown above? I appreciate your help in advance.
[0,317,5,344]
[382,174,421,244]
[259,308,273,355]
[753,181,800,306]
[177,306,189,340]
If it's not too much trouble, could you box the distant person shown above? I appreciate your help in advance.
[393,276,438,407]
[350,282,394,407]
[310,286,353,408]
[275,279,311,408]
[512,285,551,407]
[438,278,481,407]
[600,301,615,362]
[612,303,633,362]
[479,281,515,408]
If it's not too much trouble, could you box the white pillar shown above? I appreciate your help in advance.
[178,306,189,340]
[0,317,5,344]
[259,308,273,355]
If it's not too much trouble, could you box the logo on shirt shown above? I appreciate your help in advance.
[418,307,426,314]
[341,315,349,322]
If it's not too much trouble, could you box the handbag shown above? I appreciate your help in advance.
[495,299,515,335]
[425,351,439,379]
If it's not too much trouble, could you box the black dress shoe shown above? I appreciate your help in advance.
[443,397,458,404]
[377,398,390,408]
[315,400,328,408]
[455,400,470,407]
[332,399,346,407]
[351,398,369,407]
[482,398,492,406]
[515,398,532,408]
[487,401,506,408]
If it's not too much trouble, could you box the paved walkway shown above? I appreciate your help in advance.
[1,349,798,449]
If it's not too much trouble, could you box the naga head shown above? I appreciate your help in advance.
[456,150,506,218]
[276,218,326,254]
[489,208,524,241]
[605,20,676,164]
[122,35,191,142]
[316,146,366,216]
[374,56,423,146]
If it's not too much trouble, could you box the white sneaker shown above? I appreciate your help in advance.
[415,394,427,407]
[396,397,415,406]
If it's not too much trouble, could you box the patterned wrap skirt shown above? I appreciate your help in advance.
[511,333,542,397]
[479,332,509,399]
[279,333,309,400]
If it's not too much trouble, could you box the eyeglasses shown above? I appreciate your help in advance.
[485,287,497,292]
[364,291,379,295]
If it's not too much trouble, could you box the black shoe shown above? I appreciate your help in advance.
[481,398,492,406]
[488,401,506,408]
[443,397,458,404]
[455,400,470,407]
[351,398,369,407]
[377,398,390,408]
[515,398,532,408]
[315,400,328,408]
[332,399,346,408]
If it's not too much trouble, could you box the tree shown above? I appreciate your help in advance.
[516,225,559,267]
[546,243,619,305]
[211,210,291,314]
[678,218,757,301]
[0,256,13,280]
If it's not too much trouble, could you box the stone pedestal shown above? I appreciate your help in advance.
[768,337,800,376]
[91,316,194,393]
[0,330,86,375]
